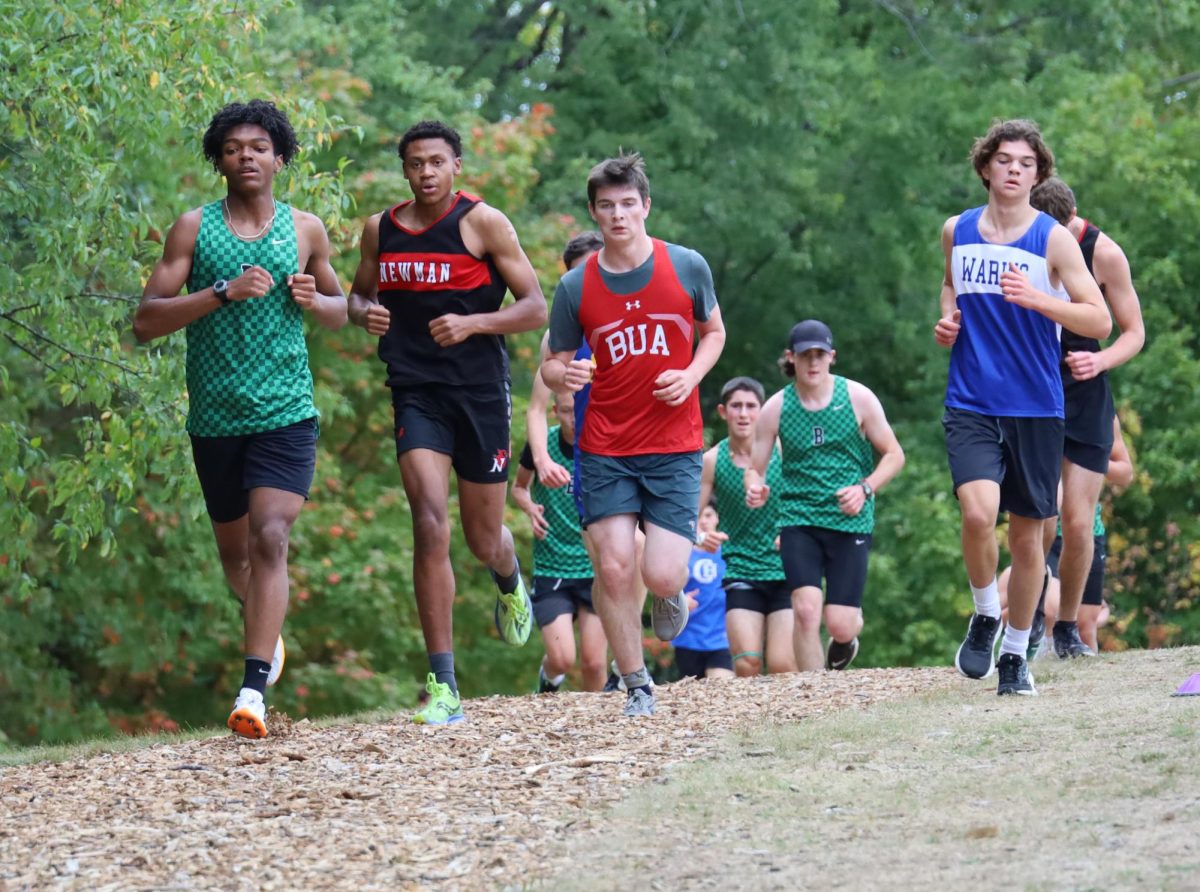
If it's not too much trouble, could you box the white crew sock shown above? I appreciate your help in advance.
[970,579,1001,619]
[1000,624,1031,658]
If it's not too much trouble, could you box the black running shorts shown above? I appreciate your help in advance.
[943,407,1063,520]
[391,381,512,484]
[531,576,595,627]
[674,646,733,678]
[1047,533,1107,607]
[1062,373,1115,475]
[723,579,792,615]
[190,417,318,524]
[779,525,872,608]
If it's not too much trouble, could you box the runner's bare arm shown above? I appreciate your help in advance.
[934,216,962,347]
[653,305,727,407]
[1066,236,1144,381]
[431,205,547,345]
[347,214,391,336]
[1003,227,1110,339]
[745,392,782,507]
[526,333,571,488]
[291,211,347,331]
[133,210,210,342]
[837,382,905,516]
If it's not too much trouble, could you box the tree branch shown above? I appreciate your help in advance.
[0,313,140,375]
[2,329,61,373]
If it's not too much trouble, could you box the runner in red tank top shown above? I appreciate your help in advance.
[542,152,726,718]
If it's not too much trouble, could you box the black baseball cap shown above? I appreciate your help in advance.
[788,319,834,353]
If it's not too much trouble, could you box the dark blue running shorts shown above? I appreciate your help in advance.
[190,416,318,524]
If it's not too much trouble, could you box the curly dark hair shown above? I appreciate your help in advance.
[398,120,463,161]
[969,118,1055,191]
[202,100,299,170]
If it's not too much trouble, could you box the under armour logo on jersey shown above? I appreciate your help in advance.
[625,300,641,310]
[490,448,509,473]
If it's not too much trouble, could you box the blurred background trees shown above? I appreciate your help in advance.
[3,0,1198,745]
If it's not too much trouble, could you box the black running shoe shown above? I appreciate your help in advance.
[825,637,860,671]
[536,666,562,694]
[1052,621,1095,658]
[955,613,1003,679]
[601,660,625,693]
[1027,565,1051,661]
[996,652,1037,696]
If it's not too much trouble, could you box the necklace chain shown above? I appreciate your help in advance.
[222,199,276,242]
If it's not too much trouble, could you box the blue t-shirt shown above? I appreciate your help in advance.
[673,546,729,652]
[946,206,1066,418]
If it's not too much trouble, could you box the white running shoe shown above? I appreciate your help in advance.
[267,635,286,687]
[227,688,267,739]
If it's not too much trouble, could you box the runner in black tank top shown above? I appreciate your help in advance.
[1030,177,1145,659]
[347,120,547,725]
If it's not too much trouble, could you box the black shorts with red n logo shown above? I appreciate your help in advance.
[390,380,512,484]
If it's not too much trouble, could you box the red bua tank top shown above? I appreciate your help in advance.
[577,239,701,455]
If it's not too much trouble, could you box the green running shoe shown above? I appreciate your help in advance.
[494,569,533,646]
[411,673,464,725]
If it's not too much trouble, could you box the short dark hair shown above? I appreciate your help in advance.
[969,118,1055,191]
[398,120,463,161]
[587,152,650,205]
[1030,177,1076,225]
[202,100,299,170]
[720,376,765,405]
[562,231,604,269]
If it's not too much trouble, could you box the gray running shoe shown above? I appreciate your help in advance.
[651,590,689,641]
[623,687,657,717]
[1052,621,1095,658]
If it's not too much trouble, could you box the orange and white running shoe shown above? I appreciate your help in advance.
[227,688,267,739]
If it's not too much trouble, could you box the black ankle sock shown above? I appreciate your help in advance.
[492,564,520,594]
[429,651,457,695]
[241,657,271,696]
[1053,620,1078,634]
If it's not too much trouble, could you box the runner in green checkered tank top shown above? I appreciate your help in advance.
[714,439,784,579]
[186,200,316,436]
[530,426,593,578]
[777,376,876,534]
[133,101,347,740]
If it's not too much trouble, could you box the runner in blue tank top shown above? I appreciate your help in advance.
[934,119,1111,696]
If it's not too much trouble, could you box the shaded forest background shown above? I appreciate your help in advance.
[3,0,1200,746]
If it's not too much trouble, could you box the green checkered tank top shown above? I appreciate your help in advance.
[777,376,875,534]
[531,427,593,578]
[185,201,316,436]
[713,438,785,580]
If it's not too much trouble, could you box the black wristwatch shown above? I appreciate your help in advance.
[860,480,874,500]
[213,279,231,305]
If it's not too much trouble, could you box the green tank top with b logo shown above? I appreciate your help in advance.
[713,438,785,580]
[777,375,875,534]
[531,427,593,578]
[185,200,316,436]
